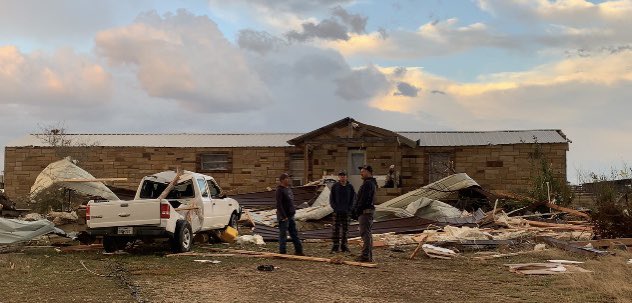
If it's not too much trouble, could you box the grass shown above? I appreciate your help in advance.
[0,242,630,303]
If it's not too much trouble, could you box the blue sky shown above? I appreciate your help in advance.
[0,0,631,183]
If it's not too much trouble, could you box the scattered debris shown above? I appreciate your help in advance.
[257,264,277,271]
[207,248,377,268]
[220,226,239,243]
[236,234,266,246]
[30,157,119,200]
[422,244,458,259]
[538,236,610,256]
[0,217,56,244]
[193,260,221,264]
[506,262,592,275]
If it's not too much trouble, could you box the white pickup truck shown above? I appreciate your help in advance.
[86,170,241,253]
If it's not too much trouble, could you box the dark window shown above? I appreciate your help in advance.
[139,179,195,199]
[428,153,453,183]
[199,153,231,172]
[207,180,222,198]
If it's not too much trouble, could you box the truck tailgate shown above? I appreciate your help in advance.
[88,199,161,228]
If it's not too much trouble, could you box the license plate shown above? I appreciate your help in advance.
[117,227,133,235]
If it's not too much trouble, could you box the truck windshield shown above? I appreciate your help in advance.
[139,179,195,199]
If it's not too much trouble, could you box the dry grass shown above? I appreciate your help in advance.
[0,243,630,302]
[562,251,632,303]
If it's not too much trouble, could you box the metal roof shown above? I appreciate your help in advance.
[398,130,568,146]
[6,130,568,148]
[6,133,301,148]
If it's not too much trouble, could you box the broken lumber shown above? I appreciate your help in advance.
[524,220,592,231]
[543,202,590,219]
[537,236,610,257]
[57,178,128,183]
[472,249,550,260]
[158,169,183,200]
[207,248,377,268]
[409,234,429,260]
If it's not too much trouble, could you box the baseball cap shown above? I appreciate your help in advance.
[279,173,292,180]
[357,164,373,173]
[338,170,347,176]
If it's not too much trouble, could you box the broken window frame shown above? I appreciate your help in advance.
[198,152,231,172]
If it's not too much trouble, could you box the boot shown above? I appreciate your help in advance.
[341,245,351,253]
[330,244,340,254]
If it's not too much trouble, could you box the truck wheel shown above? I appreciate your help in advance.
[103,236,117,253]
[171,221,193,253]
[228,212,238,229]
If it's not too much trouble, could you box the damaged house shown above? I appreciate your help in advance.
[3,117,570,206]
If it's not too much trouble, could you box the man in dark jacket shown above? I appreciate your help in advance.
[353,165,377,262]
[329,170,355,253]
[276,173,304,255]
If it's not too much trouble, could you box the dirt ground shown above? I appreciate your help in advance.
[1,241,631,303]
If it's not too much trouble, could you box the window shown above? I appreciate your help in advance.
[428,153,453,183]
[207,180,222,198]
[139,179,195,199]
[199,153,231,172]
[197,179,209,198]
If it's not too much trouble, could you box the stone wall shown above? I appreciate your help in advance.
[3,142,568,206]
[3,146,298,203]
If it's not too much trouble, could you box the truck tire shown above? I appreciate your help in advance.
[228,212,238,229]
[103,236,117,253]
[171,221,193,253]
[103,236,128,253]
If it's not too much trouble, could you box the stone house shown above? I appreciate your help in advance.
[3,117,570,206]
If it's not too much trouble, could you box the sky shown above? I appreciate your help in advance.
[0,0,631,184]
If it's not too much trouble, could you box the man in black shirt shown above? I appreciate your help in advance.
[276,173,304,255]
[353,165,377,262]
[329,170,355,253]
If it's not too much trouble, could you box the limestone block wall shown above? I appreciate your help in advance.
[4,146,298,204]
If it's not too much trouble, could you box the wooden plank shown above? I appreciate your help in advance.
[543,202,590,219]
[409,234,429,260]
[158,168,183,200]
[525,220,592,231]
[56,178,128,182]
[206,248,377,268]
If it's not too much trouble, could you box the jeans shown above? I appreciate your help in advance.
[331,212,350,249]
[278,216,303,254]
[358,210,374,260]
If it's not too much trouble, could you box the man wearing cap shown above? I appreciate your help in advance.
[276,173,304,255]
[329,170,355,253]
[353,164,377,262]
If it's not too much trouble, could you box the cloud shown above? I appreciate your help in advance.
[286,19,351,42]
[368,50,632,179]
[335,65,390,101]
[328,18,517,59]
[0,45,111,106]
[394,82,420,97]
[331,6,367,34]
[476,0,632,50]
[208,0,354,15]
[285,6,367,42]
[95,9,271,113]
[237,29,288,54]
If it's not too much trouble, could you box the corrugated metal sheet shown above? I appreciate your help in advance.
[6,133,301,148]
[6,130,568,148]
[398,130,568,146]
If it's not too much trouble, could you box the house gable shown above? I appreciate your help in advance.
[287,117,418,148]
